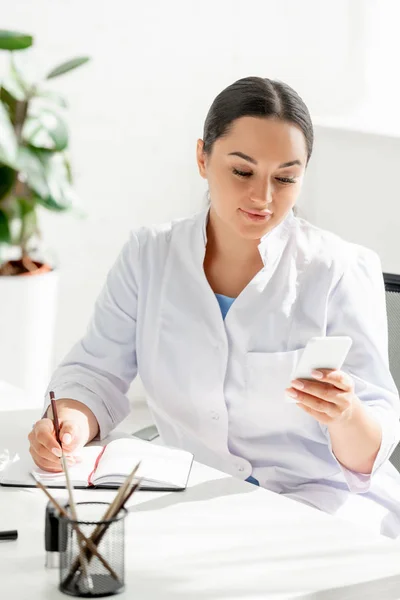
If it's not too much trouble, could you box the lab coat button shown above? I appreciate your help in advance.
[210,411,219,420]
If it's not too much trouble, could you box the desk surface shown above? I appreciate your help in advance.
[2,408,400,599]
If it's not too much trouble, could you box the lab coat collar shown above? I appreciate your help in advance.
[198,206,296,267]
[257,209,296,266]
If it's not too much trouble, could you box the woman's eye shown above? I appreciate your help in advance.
[233,168,252,178]
[276,177,296,184]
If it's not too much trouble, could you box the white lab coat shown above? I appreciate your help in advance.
[45,207,400,538]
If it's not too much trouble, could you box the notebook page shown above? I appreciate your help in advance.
[31,445,102,487]
[93,438,193,488]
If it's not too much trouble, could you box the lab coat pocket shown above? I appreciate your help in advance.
[245,348,340,477]
[245,348,311,435]
[246,348,304,403]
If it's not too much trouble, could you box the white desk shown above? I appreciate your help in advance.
[2,408,400,599]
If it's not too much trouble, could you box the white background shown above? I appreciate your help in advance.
[2,0,400,399]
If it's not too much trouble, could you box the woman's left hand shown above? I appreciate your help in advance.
[286,369,361,425]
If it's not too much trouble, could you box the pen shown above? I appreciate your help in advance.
[0,530,18,541]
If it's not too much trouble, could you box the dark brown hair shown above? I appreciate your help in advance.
[202,76,313,163]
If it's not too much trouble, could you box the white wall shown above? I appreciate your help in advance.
[2,0,398,399]
[299,127,400,276]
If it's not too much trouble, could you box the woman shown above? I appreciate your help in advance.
[29,76,400,537]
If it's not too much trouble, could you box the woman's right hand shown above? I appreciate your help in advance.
[28,399,99,472]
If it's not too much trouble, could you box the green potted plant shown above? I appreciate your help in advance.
[0,29,90,405]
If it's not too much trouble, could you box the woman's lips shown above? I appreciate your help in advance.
[239,208,273,221]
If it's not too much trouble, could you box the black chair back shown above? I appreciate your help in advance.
[384,273,400,470]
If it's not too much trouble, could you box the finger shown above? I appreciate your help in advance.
[31,442,63,465]
[30,446,63,472]
[30,443,78,469]
[310,369,354,392]
[33,419,62,455]
[32,442,79,466]
[30,422,77,459]
[290,376,351,406]
[59,420,83,454]
[289,379,341,405]
[292,390,342,418]
[296,402,334,424]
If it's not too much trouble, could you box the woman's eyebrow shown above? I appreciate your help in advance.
[278,160,302,168]
[228,151,257,165]
[228,152,302,169]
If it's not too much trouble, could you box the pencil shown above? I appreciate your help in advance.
[49,391,61,446]
[80,478,142,570]
[119,477,142,510]
[100,461,141,523]
[64,462,141,583]
[29,473,120,582]
[49,392,93,590]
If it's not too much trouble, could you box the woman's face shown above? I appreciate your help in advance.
[197,116,308,240]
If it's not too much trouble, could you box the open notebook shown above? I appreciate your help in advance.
[0,437,194,491]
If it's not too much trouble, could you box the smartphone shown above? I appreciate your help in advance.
[286,336,353,402]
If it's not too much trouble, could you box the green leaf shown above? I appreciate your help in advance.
[0,103,18,168]
[23,109,68,151]
[0,196,37,249]
[0,165,16,201]
[0,30,33,51]
[17,146,48,199]
[0,195,21,246]
[1,54,33,109]
[10,52,31,93]
[32,89,68,108]
[64,153,73,183]
[46,56,90,80]
[36,150,78,211]
[17,196,34,217]
[0,86,18,123]
[18,147,78,211]
[0,208,11,244]
[1,75,26,102]
[17,197,37,246]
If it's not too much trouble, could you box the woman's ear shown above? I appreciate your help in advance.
[196,139,207,178]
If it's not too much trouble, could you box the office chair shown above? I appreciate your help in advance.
[384,273,400,471]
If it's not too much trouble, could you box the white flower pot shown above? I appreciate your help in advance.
[0,269,59,408]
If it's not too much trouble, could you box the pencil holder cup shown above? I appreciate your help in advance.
[59,502,127,597]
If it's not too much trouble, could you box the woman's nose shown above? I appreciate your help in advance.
[250,180,272,205]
